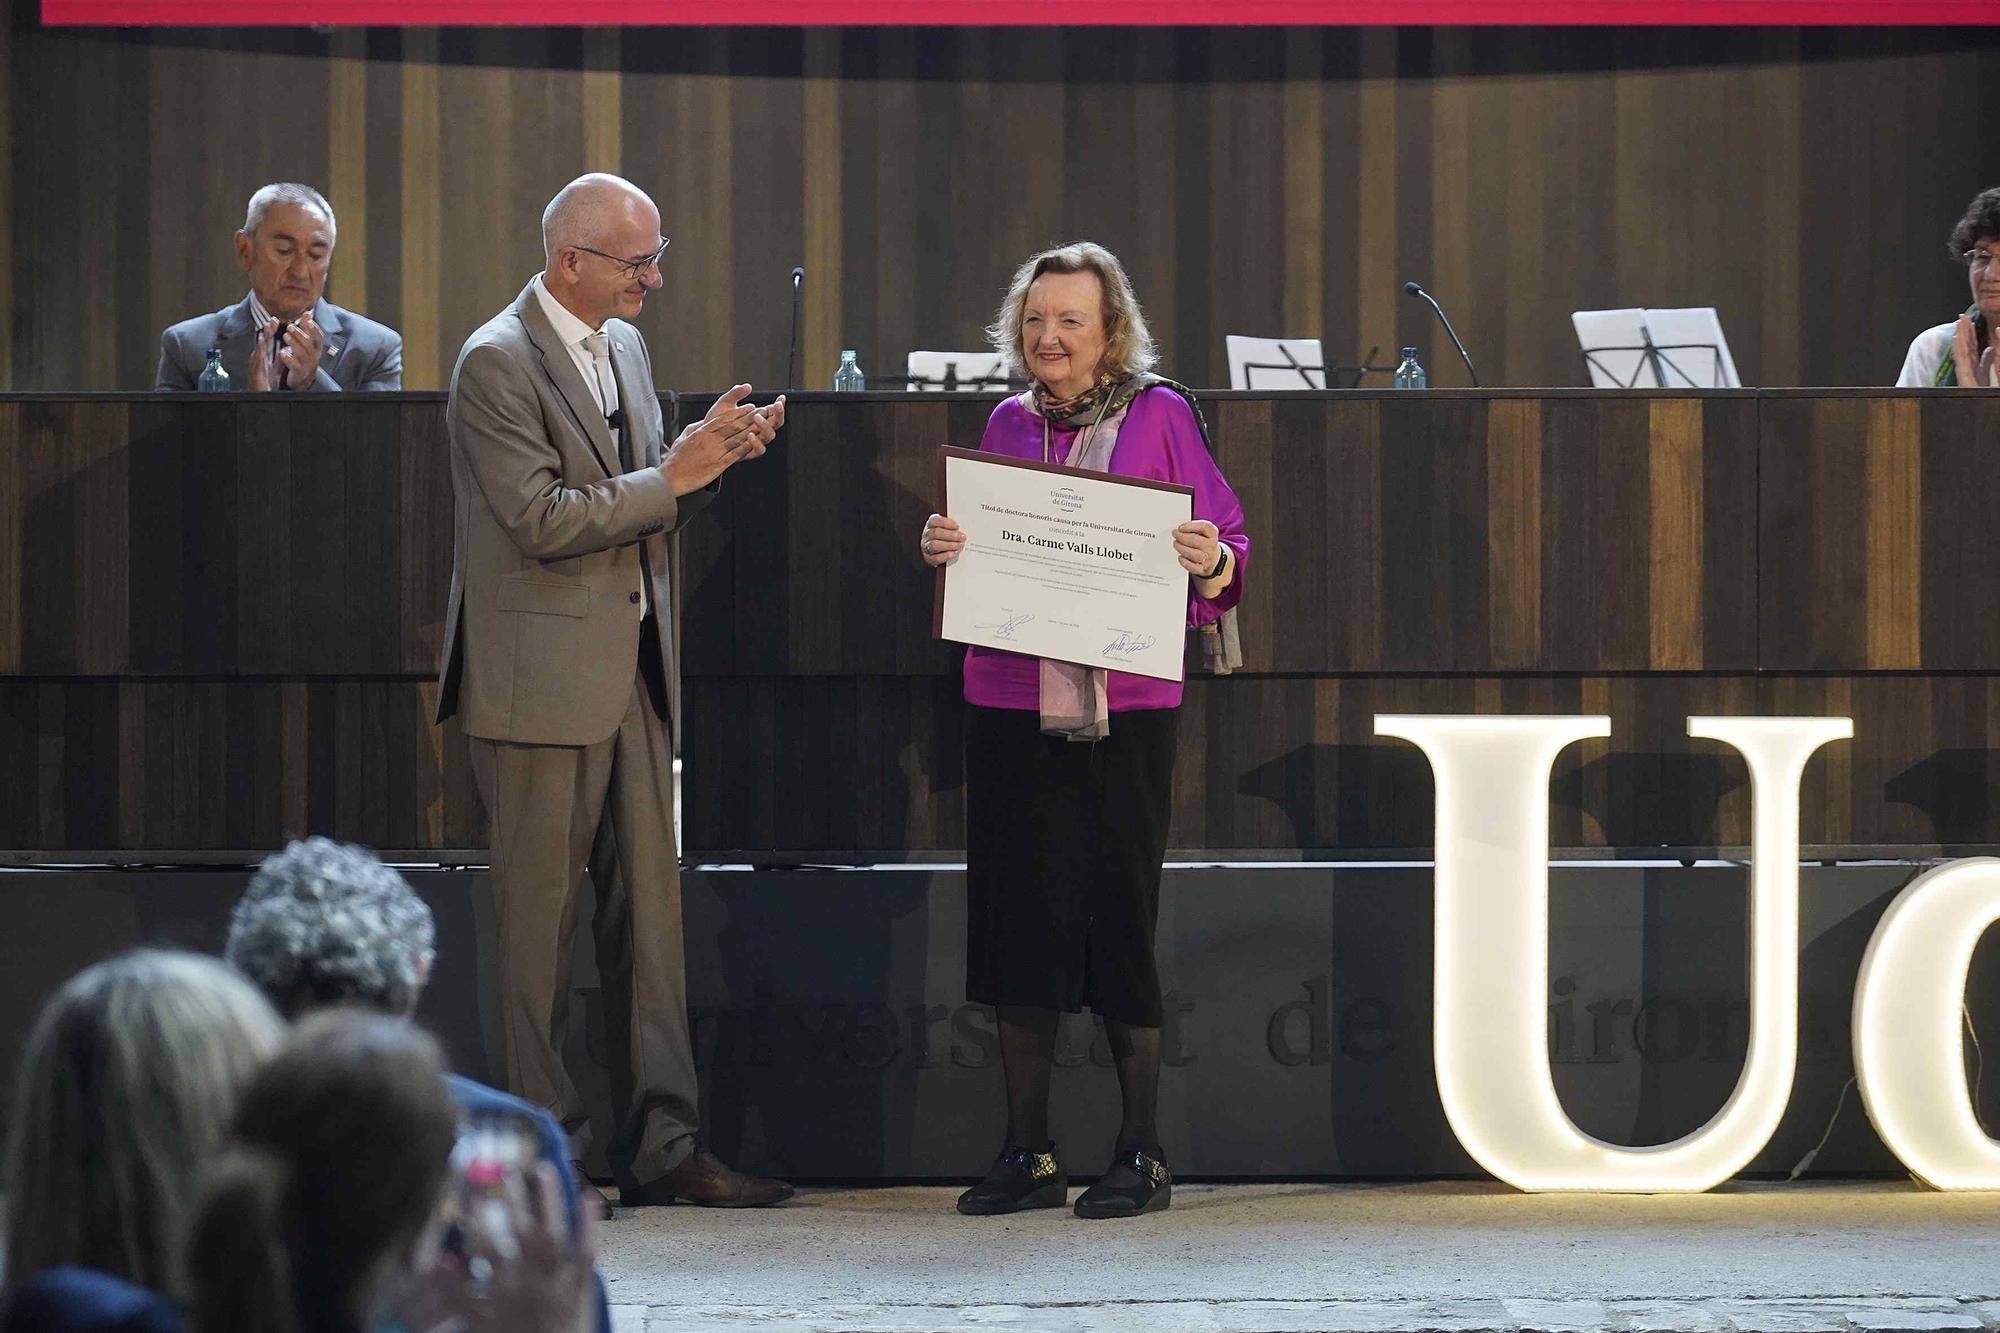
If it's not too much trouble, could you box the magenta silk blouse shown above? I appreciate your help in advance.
[960,387,1250,713]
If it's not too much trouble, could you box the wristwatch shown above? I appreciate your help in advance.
[1200,545,1229,580]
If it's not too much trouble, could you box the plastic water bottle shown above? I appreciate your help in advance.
[197,347,230,392]
[831,350,866,392]
[1393,347,1427,389]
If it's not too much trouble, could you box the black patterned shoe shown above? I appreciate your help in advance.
[1073,1146,1171,1219]
[955,1143,1067,1215]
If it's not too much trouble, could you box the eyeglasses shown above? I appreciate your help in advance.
[573,237,671,280]
[1966,248,1999,271]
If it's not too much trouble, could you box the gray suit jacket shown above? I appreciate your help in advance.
[435,279,713,750]
[156,295,402,391]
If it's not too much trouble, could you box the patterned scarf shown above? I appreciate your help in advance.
[1023,372,1238,742]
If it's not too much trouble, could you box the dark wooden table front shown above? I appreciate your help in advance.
[2,389,1993,859]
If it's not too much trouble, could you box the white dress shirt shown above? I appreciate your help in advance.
[531,274,648,618]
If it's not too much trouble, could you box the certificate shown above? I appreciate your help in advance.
[932,446,1194,683]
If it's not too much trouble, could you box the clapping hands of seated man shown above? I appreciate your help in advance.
[243,311,326,391]
[662,383,784,495]
[376,1157,598,1333]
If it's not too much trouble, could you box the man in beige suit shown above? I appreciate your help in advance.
[436,173,788,1209]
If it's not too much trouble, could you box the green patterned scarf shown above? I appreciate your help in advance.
[1934,307,1983,386]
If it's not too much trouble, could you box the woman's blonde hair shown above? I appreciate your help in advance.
[986,241,1158,383]
[2,950,284,1298]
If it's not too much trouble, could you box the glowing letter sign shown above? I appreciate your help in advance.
[1852,858,2000,1190]
[1375,714,1851,1193]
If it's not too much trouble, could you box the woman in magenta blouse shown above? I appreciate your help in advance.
[919,242,1248,1219]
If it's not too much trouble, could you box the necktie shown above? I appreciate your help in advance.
[582,331,648,618]
[581,332,627,469]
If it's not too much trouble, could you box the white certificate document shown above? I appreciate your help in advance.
[933,447,1194,683]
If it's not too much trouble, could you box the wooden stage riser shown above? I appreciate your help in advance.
[4,674,1998,855]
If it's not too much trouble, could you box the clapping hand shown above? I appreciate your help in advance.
[244,315,326,391]
[661,384,784,496]
[1953,315,1995,388]
[275,313,325,389]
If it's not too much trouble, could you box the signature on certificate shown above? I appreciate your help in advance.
[1102,631,1158,657]
[976,612,1035,640]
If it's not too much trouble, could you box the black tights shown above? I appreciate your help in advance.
[997,1004,1161,1160]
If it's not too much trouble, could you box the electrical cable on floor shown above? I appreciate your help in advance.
[1967,1001,1987,1136]
[1791,1007,1989,1181]
[1787,1076,1855,1181]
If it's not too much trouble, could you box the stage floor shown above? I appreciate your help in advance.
[598,1180,2000,1332]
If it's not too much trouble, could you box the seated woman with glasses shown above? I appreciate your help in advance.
[1899,186,2000,387]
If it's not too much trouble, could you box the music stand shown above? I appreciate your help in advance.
[905,351,1014,392]
[1642,307,1740,388]
[1227,336,1327,390]
[1573,308,1738,389]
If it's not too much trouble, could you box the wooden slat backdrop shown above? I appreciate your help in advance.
[4,389,2000,856]
[6,672,1998,855]
[4,23,1998,393]
[675,391,1761,676]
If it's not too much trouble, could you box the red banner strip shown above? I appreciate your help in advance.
[40,0,2000,24]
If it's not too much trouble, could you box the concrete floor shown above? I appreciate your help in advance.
[595,1181,2000,1332]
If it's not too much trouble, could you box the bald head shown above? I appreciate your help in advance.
[542,173,657,264]
[540,173,666,328]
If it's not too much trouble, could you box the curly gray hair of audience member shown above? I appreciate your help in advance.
[225,836,436,1020]
[183,1010,457,1333]
[241,182,336,244]
[985,240,1159,384]
[1,951,285,1301]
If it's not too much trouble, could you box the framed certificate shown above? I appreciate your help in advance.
[932,446,1194,683]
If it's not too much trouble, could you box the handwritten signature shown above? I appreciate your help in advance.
[1102,632,1158,657]
[976,612,1035,641]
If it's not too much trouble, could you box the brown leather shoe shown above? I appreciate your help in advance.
[620,1148,794,1208]
[571,1160,615,1221]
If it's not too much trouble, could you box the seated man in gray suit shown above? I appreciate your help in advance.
[156,182,402,391]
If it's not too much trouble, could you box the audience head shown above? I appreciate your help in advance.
[225,836,435,1020]
[234,183,337,322]
[1951,187,2000,326]
[1,950,284,1298]
[540,172,668,328]
[183,1010,457,1333]
[988,240,1156,399]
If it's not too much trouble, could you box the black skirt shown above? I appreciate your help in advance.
[963,703,1180,1027]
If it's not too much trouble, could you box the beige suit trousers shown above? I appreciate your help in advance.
[468,671,698,1189]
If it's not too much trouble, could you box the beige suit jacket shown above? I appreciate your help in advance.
[435,279,714,749]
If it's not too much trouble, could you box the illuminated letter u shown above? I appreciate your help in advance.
[1375,715,1850,1193]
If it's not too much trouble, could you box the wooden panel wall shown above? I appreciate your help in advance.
[677,391,1761,675]
[0,395,454,675]
[5,390,2000,856]
[5,19,1998,393]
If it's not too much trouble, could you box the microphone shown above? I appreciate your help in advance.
[1402,281,1480,387]
[606,407,625,433]
[786,266,805,391]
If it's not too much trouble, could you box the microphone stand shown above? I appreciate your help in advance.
[1403,282,1480,387]
[787,267,804,391]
